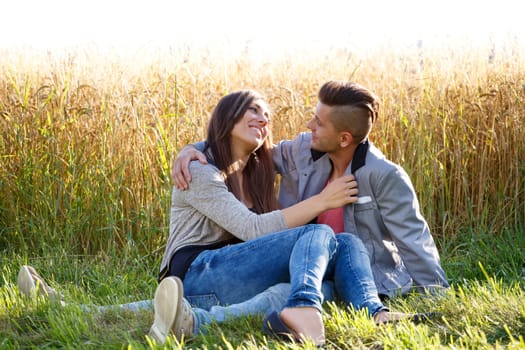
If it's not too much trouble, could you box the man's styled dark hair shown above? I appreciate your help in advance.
[318,81,379,143]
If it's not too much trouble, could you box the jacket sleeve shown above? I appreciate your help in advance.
[373,166,449,291]
[193,141,206,152]
[273,133,309,175]
[179,162,288,241]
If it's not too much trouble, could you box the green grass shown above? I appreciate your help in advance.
[1,229,524,349]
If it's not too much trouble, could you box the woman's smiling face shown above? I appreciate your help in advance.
[230,98,270,155]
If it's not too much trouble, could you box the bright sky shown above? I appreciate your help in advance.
[1,0,523,54]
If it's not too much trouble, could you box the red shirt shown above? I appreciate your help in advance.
[316,179,344,233]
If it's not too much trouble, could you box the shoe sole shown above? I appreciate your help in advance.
[148,277,184,344]
[17,265,63,304]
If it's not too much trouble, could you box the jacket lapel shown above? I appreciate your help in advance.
[344,140,369,233]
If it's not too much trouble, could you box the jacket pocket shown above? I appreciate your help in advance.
[353,200,377,212]
[378,267,413,296]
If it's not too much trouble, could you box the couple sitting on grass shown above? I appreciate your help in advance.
[18,81,449,347]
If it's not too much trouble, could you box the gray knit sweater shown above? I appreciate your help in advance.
[159,161,288,274]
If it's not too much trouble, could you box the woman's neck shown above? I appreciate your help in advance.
[228,149,251,174]
[229,158,248,174]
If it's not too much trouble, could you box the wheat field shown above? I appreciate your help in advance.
[0,43,524,255]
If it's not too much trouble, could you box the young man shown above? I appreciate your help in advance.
[173,80,449,298]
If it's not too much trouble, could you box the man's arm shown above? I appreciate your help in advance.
[171,142,207,190]
[172,132,309,190]
[375,166,449,292]
[271,132,312,176]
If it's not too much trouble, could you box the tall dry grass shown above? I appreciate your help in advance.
[1,43,524,255]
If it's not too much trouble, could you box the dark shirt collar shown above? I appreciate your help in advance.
[310,139,369,174]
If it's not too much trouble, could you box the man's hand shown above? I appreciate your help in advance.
[171,146,208,190]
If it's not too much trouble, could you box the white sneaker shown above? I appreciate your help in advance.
[17,265,62,303]
[148,276,194,344]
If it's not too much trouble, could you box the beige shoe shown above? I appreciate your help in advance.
[148,276,194,344]
[17,265,62,303]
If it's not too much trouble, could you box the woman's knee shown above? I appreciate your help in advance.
[308,224,336,238]
[305,224,337,252]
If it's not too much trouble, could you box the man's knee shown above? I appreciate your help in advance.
[337,232,365,247]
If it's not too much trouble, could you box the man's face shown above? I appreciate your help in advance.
[306,102,340,152]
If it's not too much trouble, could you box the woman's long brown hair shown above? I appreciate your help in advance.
[205,90,278,214]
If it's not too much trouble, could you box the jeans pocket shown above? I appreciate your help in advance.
[186,293,220,310]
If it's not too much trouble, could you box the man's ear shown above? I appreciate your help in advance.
[339,131,353,148]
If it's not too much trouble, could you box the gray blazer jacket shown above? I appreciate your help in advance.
[273,132,449,296]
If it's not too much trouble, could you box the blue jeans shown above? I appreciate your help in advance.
[106,230,385,335]
[188,232,385,334]
[188,282,336,334]
[325,233,386,315]
[181,224,336,331]
[183,224,336,309]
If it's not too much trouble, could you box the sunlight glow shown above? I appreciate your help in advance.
[1,0,523,54]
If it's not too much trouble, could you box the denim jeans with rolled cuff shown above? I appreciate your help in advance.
[184,226,386,333]
[92,229,385,335]
[181,224,335,331]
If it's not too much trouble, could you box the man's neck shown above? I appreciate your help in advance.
[328,144,357,179]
